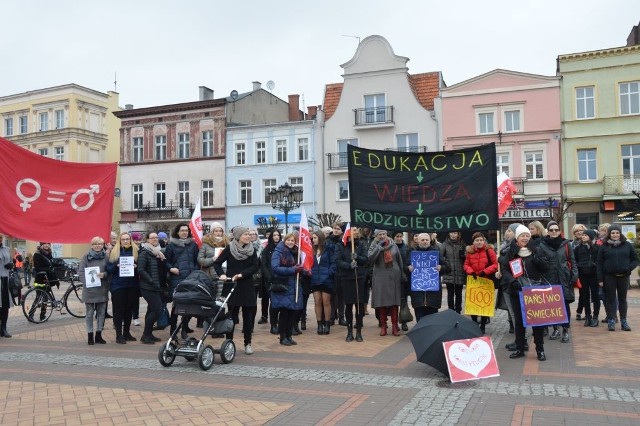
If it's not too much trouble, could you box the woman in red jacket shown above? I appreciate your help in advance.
[463,232,498,334]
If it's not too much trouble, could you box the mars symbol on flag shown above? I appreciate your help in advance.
[16,178,100,212]
[447,339,492,377]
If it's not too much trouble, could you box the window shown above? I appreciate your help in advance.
[276,140,287,162]
[298,138,309,161]
[235,143,246,165]
[478,112,494,134]
[54,146,64,160]
[620,82,640,115]
[338,180,349,200]
[576,86,595,119]
[524,151,544,180]
[38,148,48,157]
[178,133,190,159]
[622,144,640,176]
[577,149,597,181]
[132,137,143,163]
[132,184,143,209]
[337,138,358,168]
[239,180,252,205]
[202,180,214,207]
[178,181,190,207]
[496,153,510,176]
[289,177,303,202]
[4,117,13,136]
[504,110,521,132]
[39,112,48,131]
[202,131,213,157]
[256,141,266,164]
[263,178,276,203]
[55,110,64,129]
[576,213,599,230]
[19,116,27,134]
[155,135,166,160]
[364,94,386,123]
[396,133,418,152]
[155,183,166,207]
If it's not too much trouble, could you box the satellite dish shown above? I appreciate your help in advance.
[266,80,275,91]
[230,90,239,100]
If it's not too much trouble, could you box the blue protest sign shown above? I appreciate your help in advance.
[410,250,440,292]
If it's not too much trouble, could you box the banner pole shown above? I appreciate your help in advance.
[351,232,359,317]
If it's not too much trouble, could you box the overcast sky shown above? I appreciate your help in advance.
[3,1,639,110]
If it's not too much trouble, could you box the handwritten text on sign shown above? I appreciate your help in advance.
[443,336,500,383]
[464,276,495,317]
[519,285,568,327]
[411,250,440,292]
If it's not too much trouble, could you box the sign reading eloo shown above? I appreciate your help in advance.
[347,144,498,233]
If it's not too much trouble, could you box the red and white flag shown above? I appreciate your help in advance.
[0,136,117,243]
[298,207,314,271]
[497,172,517,217]
[189,199,203,248]
[342,222,351,246]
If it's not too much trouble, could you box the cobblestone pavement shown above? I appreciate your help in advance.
[2,284,640,425]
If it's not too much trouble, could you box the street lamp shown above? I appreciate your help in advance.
[269,182,303,233]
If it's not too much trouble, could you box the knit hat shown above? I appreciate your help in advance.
[514,224,531,240]
[374,229,387,236]
[584,229,597,241]
[546,221,559,230]
[608,224,622,235]
[210,222,223,231]
[507,223,520,234]
[232,226,249,240]
[158,232,168,239]
[131,232,143,242]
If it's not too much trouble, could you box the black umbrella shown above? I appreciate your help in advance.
[407,309,483,376]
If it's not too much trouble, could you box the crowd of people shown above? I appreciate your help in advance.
[0,219,637,366]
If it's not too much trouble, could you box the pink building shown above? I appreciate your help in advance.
[440,69,561,229]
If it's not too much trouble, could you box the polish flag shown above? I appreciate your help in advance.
[189,199,203,248]
[342,223,351,246]
[497,172,517,217]
[298,207,314,271]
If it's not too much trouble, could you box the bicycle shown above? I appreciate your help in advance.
[22,271,85,323]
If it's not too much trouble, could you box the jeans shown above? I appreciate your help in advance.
[85,302,106,333]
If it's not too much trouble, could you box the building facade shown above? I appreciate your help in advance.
[0,84,121,257]
[318,35,444,220]
[440,69,561,231]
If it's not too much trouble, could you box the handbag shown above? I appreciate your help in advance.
[157,304,170,328]
[399,302,414,323]
[269,276,288,293]
[9,271,22,298]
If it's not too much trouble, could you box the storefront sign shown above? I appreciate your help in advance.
[519,285,568,327]
[501,208,551,219]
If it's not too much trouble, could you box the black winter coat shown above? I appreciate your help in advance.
[597,240,639,282]
[574,243,599,277]
[213,246,258,307]
[138,247,167,292]
[335,239,369,304]
[538,237,578,303]
[498,240,549,293]
[164,238,199,288]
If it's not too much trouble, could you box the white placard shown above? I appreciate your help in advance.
[119,256,135,277]
[84,266,101,288]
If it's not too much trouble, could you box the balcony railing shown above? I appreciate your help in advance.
[353,106,394,126]
[137,201,194,220]
[603,175,640,195]
[327,152,348,170]
[385,146,427,153]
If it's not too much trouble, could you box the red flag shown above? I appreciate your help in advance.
[342,222,351,246]
[0,137,116,243]
[497,172,517,217]
[189,200,203,248]
[298,207,314,271]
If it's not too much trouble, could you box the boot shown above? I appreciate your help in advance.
[0,321,11,338]
[324,320,331,335]
[355,327,363,342]
[561,327,570,343]
[584,315,592,327]
[390,306,400,336]
[116,331,126,344]
[301,319,306,331]
[88,332,94,345]
[379,307,388,336]
[317,321,323,335]
[508,320,514,334]
[549,326,561,340]
[479,323,486,335]
[95,331,107,344]
[345,325,354,342]
[292,323,301,335]
[123,328,137,342]
[589,316,599,327]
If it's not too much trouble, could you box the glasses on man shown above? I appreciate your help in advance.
[548,228,560,232]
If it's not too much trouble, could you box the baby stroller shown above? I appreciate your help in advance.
[158,271,236,371]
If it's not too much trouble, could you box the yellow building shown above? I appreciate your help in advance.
[0,84,121,259]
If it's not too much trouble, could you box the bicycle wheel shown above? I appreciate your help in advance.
[22,287,54,323]
[64,282,86,318]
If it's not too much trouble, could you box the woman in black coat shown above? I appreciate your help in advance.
[335,228,368,342]
[260,229,281,334]
[214,226,259,355]
[574,229,600,327]
[596,224,639,331]
[137,232,168,344]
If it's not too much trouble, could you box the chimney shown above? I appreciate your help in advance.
[199,86,214,100]
[252,81,262,91]
[627,22,640,46]
[307,105,318,119]
[288,94,300,121]
[125,104,134,110]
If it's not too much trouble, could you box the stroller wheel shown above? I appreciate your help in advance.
[158,342,177,367]
[220,339,236,364]
[198,344,215,371]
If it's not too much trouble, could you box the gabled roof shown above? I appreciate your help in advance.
[322,72,441,120]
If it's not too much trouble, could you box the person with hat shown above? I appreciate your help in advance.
[157,232,169,248]
[596,224,638,331]
[539,221,578,343]
[214,225,259,354]
[574,229,600,327]
[499,224,550,361]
